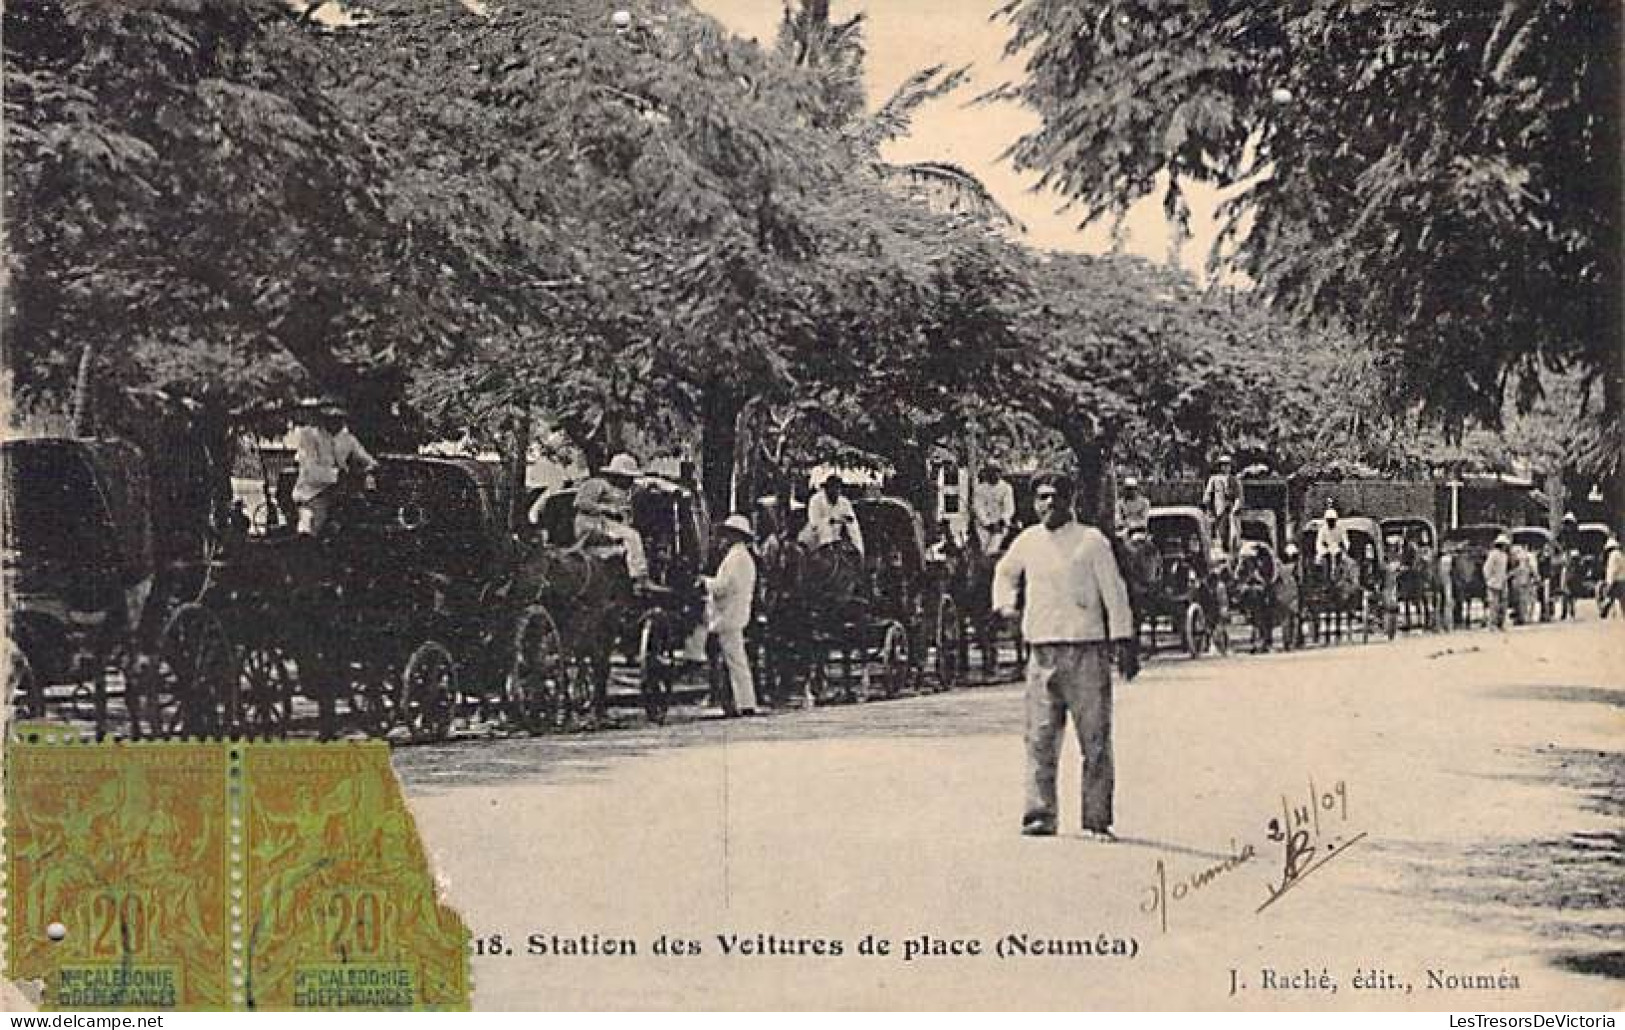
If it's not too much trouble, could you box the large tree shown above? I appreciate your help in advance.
[996,0,1622,489]
[3,0,491,443]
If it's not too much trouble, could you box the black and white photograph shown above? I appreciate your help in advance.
[2,0,1622,1013]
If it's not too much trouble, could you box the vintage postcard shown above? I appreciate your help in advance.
[4,0,1622,1014]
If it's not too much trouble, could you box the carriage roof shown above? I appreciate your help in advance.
[1381,515,1437,533]
[1510,526,1552,546]
[0,436,154,586]
[1303,515,1382,535]
[1147,506,1213,541]
[854,496,927,564]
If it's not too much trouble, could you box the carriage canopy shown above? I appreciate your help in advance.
[1147,507,1216,567]
[1,438,153,594]
[1380,516,1437,550]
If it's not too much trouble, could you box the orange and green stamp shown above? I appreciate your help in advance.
[6,725,468,1010]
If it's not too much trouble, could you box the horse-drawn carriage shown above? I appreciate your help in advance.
[2,436,232,734]
[1510,526,1556,622]
[1379,516,1439,633]
[200,453,556,743]
[1124,507,1226,658]
[1440,523,1504,628]
[1297,516,1385,642]
[526,475,709,726]
[1572,522,1613,599]
[760,496,959,702]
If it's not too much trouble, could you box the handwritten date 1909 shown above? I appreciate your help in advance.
[1258,778,1364,914]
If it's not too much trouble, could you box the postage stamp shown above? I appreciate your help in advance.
[5,727,468,1011]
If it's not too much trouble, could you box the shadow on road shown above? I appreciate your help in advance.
[392,681,1024,792]
[1387,730,1625,982]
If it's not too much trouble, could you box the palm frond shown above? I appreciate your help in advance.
[853,63,971,151]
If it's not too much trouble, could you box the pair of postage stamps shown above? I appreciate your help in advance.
[5,727,468,1010]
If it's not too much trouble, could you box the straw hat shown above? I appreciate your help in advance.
[602,453,642,477]
[719,514,754,540]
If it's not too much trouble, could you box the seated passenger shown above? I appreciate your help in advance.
[573,453,650,585]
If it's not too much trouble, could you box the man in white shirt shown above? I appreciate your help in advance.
[1202,455,1241,554]
[1115,475,1151,535]
[1483,533,1511,629]
[1313,507,1350,580]
[704,514,759,716]
[993,473,1137,840]
[971,465,1017,553]
[800,474,865,557]
[292,399,376,537]
[1600,539,1625,619]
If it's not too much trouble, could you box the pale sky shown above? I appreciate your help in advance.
[691,0,1229,264]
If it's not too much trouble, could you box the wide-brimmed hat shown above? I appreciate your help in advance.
[1324,507,1339,521]
[602,453,642,477]
[1495,532,1511,546]
[719,514,754,540]
[1606,539,1620,552]
[1217,454,1234,465]
[1122,475,1140,488]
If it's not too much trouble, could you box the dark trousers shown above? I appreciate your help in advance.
[1023,642,1114,832]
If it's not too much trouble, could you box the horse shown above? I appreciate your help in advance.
[1302,551,1364,642]
[1233,542,1291,653]
[757,537,869,702]
[1447,545,1485,629]
[1114,531,1162,653]
[509,541,635,725]
[948,529,1021,676]
[1392,541,1437,632]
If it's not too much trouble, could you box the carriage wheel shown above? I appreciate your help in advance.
[876,620,911,698]
[933,596,964,690]
[509,606,568,733]
[238,639,298,738]
[398,640,456,743]
[1182,603,1209,659]
[637,611,674,726]
[135,603,238,739]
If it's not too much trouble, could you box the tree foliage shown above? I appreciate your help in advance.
[3,0,491,441]
[5,0,1436,524]
[996,0,1621,460]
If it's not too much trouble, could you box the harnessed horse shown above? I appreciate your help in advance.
[1233,542,1289,652]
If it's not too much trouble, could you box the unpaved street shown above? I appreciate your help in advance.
[394,616,1625,1010]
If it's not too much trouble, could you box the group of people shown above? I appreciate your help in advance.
[289,414,1618,844]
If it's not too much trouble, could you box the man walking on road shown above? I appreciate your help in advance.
[993,474,1138,840]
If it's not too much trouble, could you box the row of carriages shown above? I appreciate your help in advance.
[3,437,977,742]
[4,438,1614,742]
[1127,494,1614,658]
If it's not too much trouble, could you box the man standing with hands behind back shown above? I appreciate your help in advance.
[993,473,1138,841]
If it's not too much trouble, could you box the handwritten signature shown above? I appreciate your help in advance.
[1140,841,1257,934]
[1258,778,1363,913]
[1139,777,1365,932]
